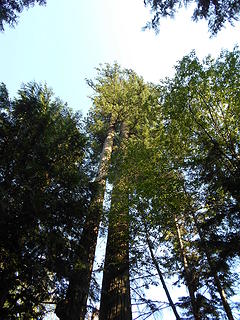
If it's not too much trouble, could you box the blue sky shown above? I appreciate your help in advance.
[1,1,240,318]
[1,0,240,117]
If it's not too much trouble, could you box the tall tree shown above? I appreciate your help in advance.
[117,48,240,314]
[159,47,240,318]
[2,49,239,320]
[99,122,132,320]
[55,112,117,320]
[97,69,159,319]
[55,63,153,320]
[0,82,89,319]
[161,47,240,260]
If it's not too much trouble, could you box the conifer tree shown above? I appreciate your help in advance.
[0,82,89,319]
[56,64,155,319]
[99,122,132,320]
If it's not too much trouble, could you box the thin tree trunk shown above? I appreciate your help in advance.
[142,219,182,320]
[191,210,234,320]
[56,115,116,320]
[174,215,200,320]
[99,122,132,320]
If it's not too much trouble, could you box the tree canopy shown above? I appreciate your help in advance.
[1,0,239,35]
[0,0,46,31]
[144,0,240,35]
[0,82,91,318]
[1,49,240,319]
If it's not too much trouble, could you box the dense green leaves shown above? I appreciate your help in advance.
[0,82,90,319]
[103,49,240,318]
[1,49,240,319]
[154,47,240,318]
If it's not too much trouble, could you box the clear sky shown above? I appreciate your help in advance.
[0,0,240,116]
[1,1,240,319]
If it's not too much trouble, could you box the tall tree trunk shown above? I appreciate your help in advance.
[142,218,181,320]
[191,210,234,320]
[99,122,132,320]
[99,179,132,320]
[56,115,116,320]
[174,215,200,320]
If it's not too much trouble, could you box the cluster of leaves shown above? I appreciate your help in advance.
[161,46,240,260]
[124,48,240,318]
[82,53,240,319]
[2,0,239,35]
[0,0,46,31]
[144,0,240,35]
[0,82,91,318]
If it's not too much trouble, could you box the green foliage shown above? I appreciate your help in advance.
[157,47,240,317]
[85,63,158,176]
[108,48,240,318]
[80,52,240,319]
[144,0,240,35]
[162,46,240,208]
[1,49,240,319]
[0,82,90,319]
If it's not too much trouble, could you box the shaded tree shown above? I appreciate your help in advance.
[0,82,90,319]
[55,111,117,320]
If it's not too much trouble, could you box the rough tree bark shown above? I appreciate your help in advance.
[99,180,132,320]
[56,115,117,320]
[99,122,132,320]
